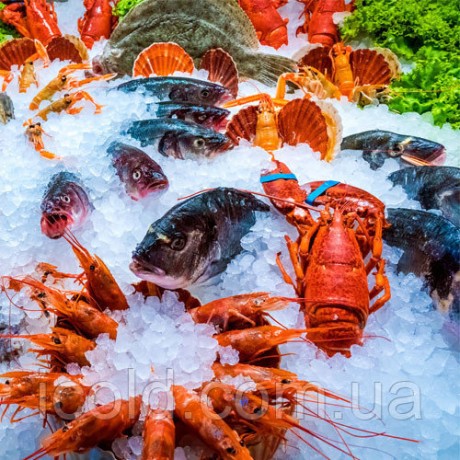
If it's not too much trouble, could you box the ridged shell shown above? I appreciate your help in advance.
[46,35,89,63]
[225,105,258,146]
[314,99,343,161]
[298,46,333,80]
[133,42,195,77]
[200,48,239,98]
[0,38,36,70]
[277,98,330,160]
[350,48,397,86]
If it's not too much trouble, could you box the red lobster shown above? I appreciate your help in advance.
[238,0,289,49]
[78,0,117,49]
[261,161,391,356]
[296,0,354,47]
[0,0,61,44]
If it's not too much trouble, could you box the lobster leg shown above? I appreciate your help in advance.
[365,214,383,274]
[369,260,391,313]
[275,252,295,286]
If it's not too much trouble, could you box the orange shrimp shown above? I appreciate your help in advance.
[24,122,59,160]
[142,409,175,460]
[189,292,292,331]
[5,276,118,339]
[25,396,142,459]
[330,42,354,97]
[18,40,49,93]
[64,231,129,311]
[215,326,306,363]
[172,385,253,460]
[0,371,88,418]
[2,327,95,367]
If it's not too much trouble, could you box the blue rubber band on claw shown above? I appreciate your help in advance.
[260,173,298,184]
[306,180,340,205]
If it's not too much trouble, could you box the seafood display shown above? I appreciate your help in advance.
[0,1,459,460]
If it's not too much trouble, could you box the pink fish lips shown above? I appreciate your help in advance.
[40,212,74,239]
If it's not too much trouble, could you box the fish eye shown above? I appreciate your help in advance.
[198,114,207,121]
[226,447,236,455]
[194,138,205,148]
[52,336,62,344]
[170,237,186,251]
[132,169,142,181]
[61,195,71,203]
[201,89,211,98]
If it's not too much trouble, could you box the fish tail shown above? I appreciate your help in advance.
[242,52,297,87]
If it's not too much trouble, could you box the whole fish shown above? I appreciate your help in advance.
[116,77,232,106]
[40,172,92,239]
[0,92,14,124]
[93,0,296,85]
[152,101,230,130]
[388,166,460,227]
[384,209,459,323]
[125,119,230,160]
[341,130,446,170]
[107,141,169,200]
[130,188,270,288]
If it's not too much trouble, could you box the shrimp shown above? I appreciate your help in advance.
[25,396,141,459]
[188,292,292,331]
[2,327,95,367]
[64,231,128,311]
[215,326,306,363]
[24,121,59,160]
[18,40,49,93]
[172,385,253,460]
[142,409,175,460]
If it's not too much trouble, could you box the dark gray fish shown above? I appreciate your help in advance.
[130,188,270,288]
[40,172,92,239]
[0,92,14,124]
[125,119,230,160]
[116,76,232,106]
[93,0,296,85]
[152,101,230,130]
[388,166,460,227]
[384,208,460,323]
[341,130,446,170]
[107,141,169,200]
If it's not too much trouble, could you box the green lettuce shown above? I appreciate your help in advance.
[113,0,146,18]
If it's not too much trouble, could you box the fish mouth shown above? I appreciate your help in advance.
[130,259,166,278]
[40,213,73,239]
[401,146,446,167]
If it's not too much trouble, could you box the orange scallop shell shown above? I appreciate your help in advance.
[298,47,334,81]
[46,35,89,63]
[200,48,239,98]
[133,42,195,77]
[225,105,258,146]
[0,38,37,70]
[350,48,398,86]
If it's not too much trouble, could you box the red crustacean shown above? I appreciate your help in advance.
[0,0,61,45]
[296,0,354,47]
[260,161,391,356]
[238,0,289,49]
[78,0,117,49]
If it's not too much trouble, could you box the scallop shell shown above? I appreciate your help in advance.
[350,48,400,86]
[46,35,89,63]
[277,98,331,160]
[298,46,334,81]
[225,105,258,146]
[133,42,195,77]
[200,48,239,98]
[0,38,36,70]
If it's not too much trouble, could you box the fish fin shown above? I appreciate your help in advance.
[46,35,89,63]
[297,47,334,81]
[0,38,37,69]
[277,98,332,161]
[350,48,400,86]
[362,150,386,170]
[199,48,239,98]
[133,42,195,77]
[396,249,430,277]
[249,53,297,86]
[225,105,258,146]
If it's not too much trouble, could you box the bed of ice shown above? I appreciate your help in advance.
[0,1,458,459]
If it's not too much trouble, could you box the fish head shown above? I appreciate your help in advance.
[159,103,230,129]
[92,48,123,75]
[439,185,460,227]
[160,128,231,159]
[169,80,232,106]
[393,137,446,166]
[130,215,218,289]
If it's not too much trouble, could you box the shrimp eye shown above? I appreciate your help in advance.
[253,407,262,414]
[170,237,186,251]
[52,336,62,344]
[62,426,69,432]
[89,265,95,271]
[132,169,141,181]
[61,75,67,82]
[239,440,245,446]
[194,138,205,148]
[225,447,236,455]
[5,380,9,385]
[281,379,291,384]
[200,89,210,98]
[61,195,70,203]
